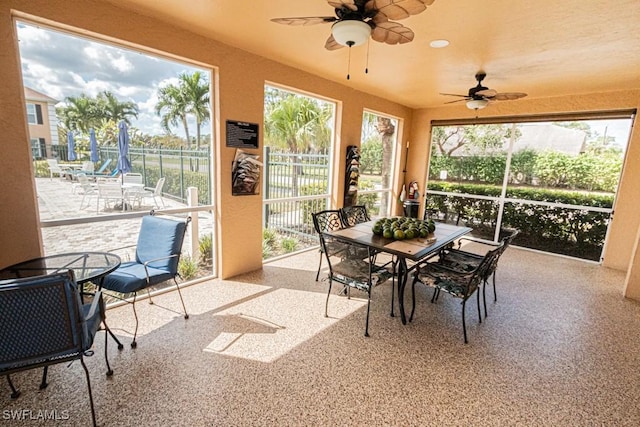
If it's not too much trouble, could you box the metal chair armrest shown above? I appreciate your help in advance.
[108,244,137,253]
[142,253,178,267]
[141,254,179,279]
[417,259,478,277]
[457,236,500,249]
[85,290,103,319]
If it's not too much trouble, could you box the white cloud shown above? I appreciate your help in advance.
[110,54,134,73]
[16,20,208,137]
[16,24,50,44]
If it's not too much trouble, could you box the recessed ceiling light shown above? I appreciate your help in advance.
[430,39,449,48]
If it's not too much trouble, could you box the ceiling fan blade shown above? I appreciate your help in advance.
[325,34,344,51]
[271,16,337,26]
[367,0,434,21]
[475,89,498,98]
[440,93,469,98]
[444,99,467,104]
[371,21,414,44]
[372,13,389,24]
[327,0,358,11]
[492,92,528,101]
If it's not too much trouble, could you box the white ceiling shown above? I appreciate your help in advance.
[106,0,640,109]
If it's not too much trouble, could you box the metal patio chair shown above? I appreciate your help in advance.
[339,205,371,227]
[320,233,393,337]
[410,245,502,343]
[436,229,519,317]
[312,209,346,281]
[0,271,114,427]
[101,213,191,348]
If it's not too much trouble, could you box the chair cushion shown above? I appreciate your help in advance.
[331,259,392,292]
[101,261,174,294]
[81,301,103,350]
[439,249,483,272]
[135,216,186,272]
[415,270,469,298]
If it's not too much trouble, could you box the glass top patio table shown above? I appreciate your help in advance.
[0,252,121,285]
[324,220,472,324]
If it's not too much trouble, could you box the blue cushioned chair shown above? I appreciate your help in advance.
[101,214,191,348]
[0,271,113,427]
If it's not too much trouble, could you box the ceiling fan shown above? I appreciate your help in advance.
[271,0,436,51]
[441,72,528,110]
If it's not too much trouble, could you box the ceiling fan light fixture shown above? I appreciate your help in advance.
[466,99,489,110]
[331,20,371,47]
[429,39,449,48]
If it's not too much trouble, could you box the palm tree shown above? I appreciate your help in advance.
[180,72,210,149]
[155,72,211,149]
[264,93,332,196]
[58,94,99,134]
[155,83,190,144]
[96,91,139,125]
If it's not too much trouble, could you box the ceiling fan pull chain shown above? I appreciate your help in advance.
[347,44,352,80]
[365,38,370,74]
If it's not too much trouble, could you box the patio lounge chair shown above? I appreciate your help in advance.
[75,173,98,209]
[97,180,123,212]
[101,213,191,348]
[139,177,166,209]
[84,159,112,178]
[0,271,114,427]
[46,159,69,180]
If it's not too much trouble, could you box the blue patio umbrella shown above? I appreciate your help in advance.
[67,132,77,161]
[89,128,99,162]
[116,120,132,175]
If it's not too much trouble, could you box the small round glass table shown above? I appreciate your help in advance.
[0,252,121,284]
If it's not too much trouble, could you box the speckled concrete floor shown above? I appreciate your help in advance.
[2,247,639,426]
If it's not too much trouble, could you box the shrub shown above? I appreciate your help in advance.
[178,256,198,280]
[262,227,278,248]
[198,234,213,266]
[262,239,272,259]
[280,237,298,253]
[426,181,614,260]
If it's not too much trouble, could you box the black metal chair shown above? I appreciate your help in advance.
[410,246,502,343]
[101,213,191,348]
[340,205,370,227]
[312,209,346,281]
[436,229,519,317]
[0,271,113,427]
[320,233,393,337]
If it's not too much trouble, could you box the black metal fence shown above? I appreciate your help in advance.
[262,147,331,257]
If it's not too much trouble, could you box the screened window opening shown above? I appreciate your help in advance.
[425,116,633,261]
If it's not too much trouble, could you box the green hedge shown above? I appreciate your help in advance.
[429,149,622,192]
[426,182,614,261]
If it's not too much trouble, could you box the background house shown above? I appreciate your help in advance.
[24,86,59,159]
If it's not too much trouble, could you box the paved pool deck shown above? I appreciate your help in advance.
[35,177,211,257]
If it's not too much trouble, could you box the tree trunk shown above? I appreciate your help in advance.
[195,118,201,150]
[375,117,395,216]
[182,116,191,148]
[289,139,300,197]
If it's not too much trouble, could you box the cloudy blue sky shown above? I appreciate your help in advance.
[17,20,207,137]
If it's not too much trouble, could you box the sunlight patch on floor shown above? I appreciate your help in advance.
[106,280,272,339]
[203,287,365,362]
